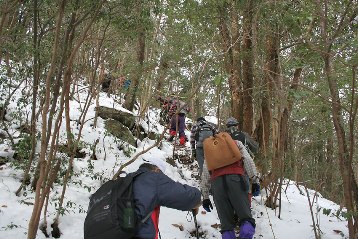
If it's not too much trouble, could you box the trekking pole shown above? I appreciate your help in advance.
[192,210,200,239]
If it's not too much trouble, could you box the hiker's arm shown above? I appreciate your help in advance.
[236,140,260,184]
[200,160,211,199]
[156,174,201,211]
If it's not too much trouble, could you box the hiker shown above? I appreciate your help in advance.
[225,117,259,157]
[132,158,201,239]
[200,140,258,239]
[157,95,190,145]
[225,117,260,197]
[168,98,190,145]
[101,73,115,92]
[190,116,217,174]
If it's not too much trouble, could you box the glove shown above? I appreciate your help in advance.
[191,150,196,159]
[202,199,213,212]
[252,183,260,197]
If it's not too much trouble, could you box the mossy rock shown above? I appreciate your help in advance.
[96,106,135,128]
[105,119,136,147]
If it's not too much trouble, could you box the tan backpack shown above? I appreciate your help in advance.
[203,132,242,170]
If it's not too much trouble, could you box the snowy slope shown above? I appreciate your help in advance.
[0,89,349,239]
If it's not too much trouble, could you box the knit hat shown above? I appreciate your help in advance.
[226,117,239,126]
[196,116,206,122]
[143,157,166,172]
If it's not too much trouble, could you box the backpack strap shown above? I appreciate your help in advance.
[239,131,258,157]
[131,171,159,225]
[195,121,214,139]
[141,211,153,224]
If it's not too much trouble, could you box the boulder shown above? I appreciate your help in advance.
[104,119,136,147]
[96,106,135,128]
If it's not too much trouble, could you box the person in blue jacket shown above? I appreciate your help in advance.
[132,158,201,239]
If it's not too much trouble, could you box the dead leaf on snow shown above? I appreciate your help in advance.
[211,223,221,229]
[172,224,184,231]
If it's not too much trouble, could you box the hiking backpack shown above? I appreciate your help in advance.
[203,132,242,170]
[195,121,215,148]
[229,129,259,156]
[84,172,147,239]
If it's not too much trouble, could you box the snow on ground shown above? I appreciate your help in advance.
[0,85,349,239]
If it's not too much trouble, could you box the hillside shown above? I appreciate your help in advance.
[0,87,349,239]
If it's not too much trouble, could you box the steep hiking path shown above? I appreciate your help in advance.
[161,126,201,184]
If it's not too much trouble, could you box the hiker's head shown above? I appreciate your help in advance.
[196,116,206,123]
[157,96,164,102]
[226,117,239,127]
[142,158,166,173]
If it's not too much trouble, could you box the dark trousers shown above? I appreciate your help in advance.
[170,114,186,137]
[211,174,254,231]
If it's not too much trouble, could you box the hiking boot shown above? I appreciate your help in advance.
[179,136,186,145]
[222,230,235,239]
[238,221,255,239]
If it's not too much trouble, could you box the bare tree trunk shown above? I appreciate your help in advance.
[51,3,106,235]
[124,0,146,111]
[217,2,241,118]
[325,138,334,192]
[27,1,66,237]
[28,1,105,237]
[314,0,357,236]
[93,63,105,128]
[15,0,39,196]
[31,6,75,190]
[216,77,222,127]
[257,23,279,161]
[155,55,169,91]
[324,54,356,238]
[256,23,278,176]
[80,28,105,127]
[242,0,254,133]
[348,66,358,232]
[53,88,94,236]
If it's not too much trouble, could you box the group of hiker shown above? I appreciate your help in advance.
[84,95,261,239]
[191,116,259,239]
[155,96,260,239]
[157,95,191,145]
[142,97,260,239]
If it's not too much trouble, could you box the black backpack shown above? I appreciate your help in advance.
[84,172,149,239]
[229,129,259,155]
[195,121,215,148]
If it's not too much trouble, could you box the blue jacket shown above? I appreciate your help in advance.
[133,167,201,239]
